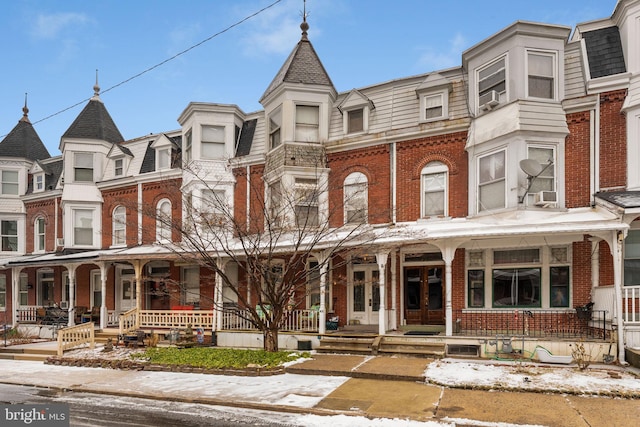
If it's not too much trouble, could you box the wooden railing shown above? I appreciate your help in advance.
[222,308,319,332]
[624,285,640,324]
[17,306,39,323]
[138,310,213,330]
[119,308,138,335]
[57,322,95,356]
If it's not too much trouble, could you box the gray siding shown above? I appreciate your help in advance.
[564,42,587,99]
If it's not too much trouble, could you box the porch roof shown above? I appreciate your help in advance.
[1,248,122,269]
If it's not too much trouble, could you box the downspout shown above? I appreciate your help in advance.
[54,197,59,247]
[591,98,600,202]
[138,182,143,245]
[246,165,250,231]
[611,230,627,365]
[391,142,397,224]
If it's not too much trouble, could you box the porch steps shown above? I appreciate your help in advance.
[317,335,376,354]
[375,336,446,357]
[0,345,57,362]
[94,329,121,344]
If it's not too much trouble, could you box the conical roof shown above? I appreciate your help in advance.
[0,106,50,161]
[62,95,124,144]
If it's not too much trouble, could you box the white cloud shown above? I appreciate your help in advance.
[31,12,89,39]
[415,32,468,72]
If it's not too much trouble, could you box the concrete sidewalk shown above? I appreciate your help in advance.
[0,354,638,426]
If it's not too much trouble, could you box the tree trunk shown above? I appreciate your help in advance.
[263,327,279,352]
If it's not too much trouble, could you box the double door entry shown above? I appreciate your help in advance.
[404,266,444,325]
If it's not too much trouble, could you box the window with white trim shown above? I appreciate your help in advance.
[112,206,126,246]
[478,150,506,212]
[306,260,320,308]
[347,108,364,134]
[344,172,368,224]
[1,170,19,195]
[269,181,282,226]
[527,51,555,99]
[157,148,171,170]
[19,273,28,306]
[74,153,94,182]
[34,173,44,192]
[73,209,93,246]
[201,125,226,159]
[181,266,200,306]
[184,129,192,163]
[1,220,17,252]
[478,56,506,106]
[269,110,281,149]
[295,105,319,142]
[0,275,5,311]
[421,162,448,217]
[156,199,172,242]
[525,146,555,201]
[625,229,640,286]
[295,178,319,227]
[35,217,45,252]
[421,93,446,121]
[114,158,124,177]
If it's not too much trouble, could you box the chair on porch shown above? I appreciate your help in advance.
[74,306,88,324]
[82,306,100,323]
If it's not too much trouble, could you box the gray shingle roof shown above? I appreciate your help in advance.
[235,119,256,157]
[0,117,50,161]
[583,26,626,79]
[62,98,124,143]
[139,141,156,174]
[596,191,640,209]
[25,158,63,194]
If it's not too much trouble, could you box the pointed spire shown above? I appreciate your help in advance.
[91,69,102,102]
[20,93,30,123]
[300,0,309,40]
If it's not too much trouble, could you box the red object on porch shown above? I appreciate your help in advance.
[171,305,194,310]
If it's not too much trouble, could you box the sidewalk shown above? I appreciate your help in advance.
[0,352,638,426]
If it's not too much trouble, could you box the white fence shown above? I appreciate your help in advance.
[624,286,640,324]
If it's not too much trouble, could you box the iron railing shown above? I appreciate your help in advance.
[452,309,609,340]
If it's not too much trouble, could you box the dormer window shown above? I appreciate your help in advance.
[201,125,225,159]
[295,105,319,142]
[478,56,506,109]
[1,170,19,195]
[34,173,44,192]
[420,92,449,122]
[114,158,124,177]
[74,153,94,182]
[527,51,555,99]
[157,148,171,170]
[347,109,364,133]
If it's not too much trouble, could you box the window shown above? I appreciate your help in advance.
[468,270,484,308]
[307,260,320,308]
[344,172,368,224]
[19,273,28,306]
[35,217,45,252]
[112,206,126,246]
[526,146,555,195]
[91,270,102,308]
[478,151,506,212]
[550,266,569,307]
[0,275,5,311]
[528,51,555,99]
[269,110,281,149]
[1,220,17,252]
[478,57,506,104]
[295,178,319,227]
[1,170,19,195]
[73,209,93,246]
[74,153,93,182]
[157,148,171,170]
[295,105,319,142]
[347,108,364,134]
[423,94,444,121]
[34,173,44,192]
[625,230,640,286]
[421,162,448,217]
[202,189,226,214]
[269,181,282,226]
[37,270,54,306]
[201,125,226,159]
[182,266,200,306]
[184,129,192,163]
[493,268,541,307]
[114,159,123,176]
[156,200,172,242]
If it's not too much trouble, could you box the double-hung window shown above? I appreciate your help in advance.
[114,159,124,177]
[1,170,19,195]
[527,51,555,99]
[344,172,368,224]
[423,94,444,121]
[184,130,193,163]
[269,110,282,149]
[157,148,171,170]
[526,146,555,196]
[478,57,506,106]
[156,200,172,242]
[269,181,282,227]
[112,206,126,246]
[295,105,319,142]
[73,209,93,246]
[35,217,45,252]
[421,162,448,217]
[295,178,319,227]
[201,125,226,159]
[74,153,93,182]
[34,174,44,192]
[1,220,17,252]
[478,151,505,212]
[625,230,640,286]
[347,109,364,134]
[0,275,5,311]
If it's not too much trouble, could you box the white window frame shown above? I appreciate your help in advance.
[156,199,172,242]
[114,158,124,177]
[346,108,365,134]
[74,152,94,182]
[112,205,126,247]
[306,259,321,308]
[477,150,506,213]
[477,56,507,109]
[1,220,18,252]
[526,50,556,100]
[420,92,448,122]
[184,129,193,163]
[269,109,282,149]
[34,173,44,192]
[344,172,368,224]
[0,275,5,311]
[157,148,171,170]
[524,145,556,204]
[1,170,19,195]
[19,273,28,306]
[295,104,319,142]
[269,180,282,227]
[201,125,226,159]
[181,266,200,306]
[421,162,448,217]
[295,178,319,228]
[73,208,94,246]
[34,216,45,253]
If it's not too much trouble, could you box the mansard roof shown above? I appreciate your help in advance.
[235,119,257,157]
[596,191,640,209]
[583,26,627,78]
[260,20,335,102]
[0,110,50,161]
[62,97,124,144]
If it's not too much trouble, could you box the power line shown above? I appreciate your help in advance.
[3,0,283,136]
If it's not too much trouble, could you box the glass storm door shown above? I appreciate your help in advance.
[119,275,136,311]
[350,267,380,325]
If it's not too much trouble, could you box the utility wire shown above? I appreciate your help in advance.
[4,0,283,134]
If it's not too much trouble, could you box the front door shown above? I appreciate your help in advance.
[404,266,444,325]
[118,275,136,312]
[350,266,380,325]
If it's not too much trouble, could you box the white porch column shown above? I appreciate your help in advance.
[132,260,145,328]
[65,265,78,327]
[376,251,389,336]
[610,230,627,365]
[313,250,331,335]
[98,262,110,329]
[213,258,228,335]
[432,240,464,337]
[390,249,397,330]
[11,267,22,327]
[590,237,601,293]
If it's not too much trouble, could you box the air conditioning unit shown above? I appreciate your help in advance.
[534,191,557,206]
[479,90,500,110]
[59,301,69,309]
[56,238,64,247]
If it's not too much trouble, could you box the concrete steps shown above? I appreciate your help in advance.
[0,344,57,362]
[375,336,445,357]
[317,335,376,354]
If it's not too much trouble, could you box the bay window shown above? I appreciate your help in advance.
[295,105,319,142]
[478,150,505,212]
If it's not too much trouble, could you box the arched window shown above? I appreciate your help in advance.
[112,206,126,246]
[156,199,172,242]
[34,216,45,252]
[421,162,448,217]
[344,172,368,224]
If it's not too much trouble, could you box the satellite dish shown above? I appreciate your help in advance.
[520,159,543,177]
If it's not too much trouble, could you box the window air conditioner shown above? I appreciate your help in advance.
[479,90,500,110]
[59,301,69,309]
[56,238,64,247]
[534,191,557,206]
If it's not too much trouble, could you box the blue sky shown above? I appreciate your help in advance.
[0,0,618,156]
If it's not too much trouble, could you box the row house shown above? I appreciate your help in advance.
[0,0,638,363]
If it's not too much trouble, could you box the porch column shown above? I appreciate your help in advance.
[65,264,78,327]
[313,250,331,335]
[11,267,22,327]
[432,240,464,337]
[376,251,389,336]
[390,249,397,330]
[213,258,228,336]
[98,262,110,329]
[132,260,144,328]
[610,230,627,364]
[590,237,601,292]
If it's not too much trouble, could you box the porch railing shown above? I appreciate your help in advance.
[453,309,608,340]
[623,286,640,324]
[17,306,39,323]
[138,310,214,330]
[57,322,95,356]
[221,308,319,332]
[119,308,138,335]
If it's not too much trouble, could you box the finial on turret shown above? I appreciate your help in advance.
[20,93,30,123]
[92,69,101,99]
[300,0,309,40]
